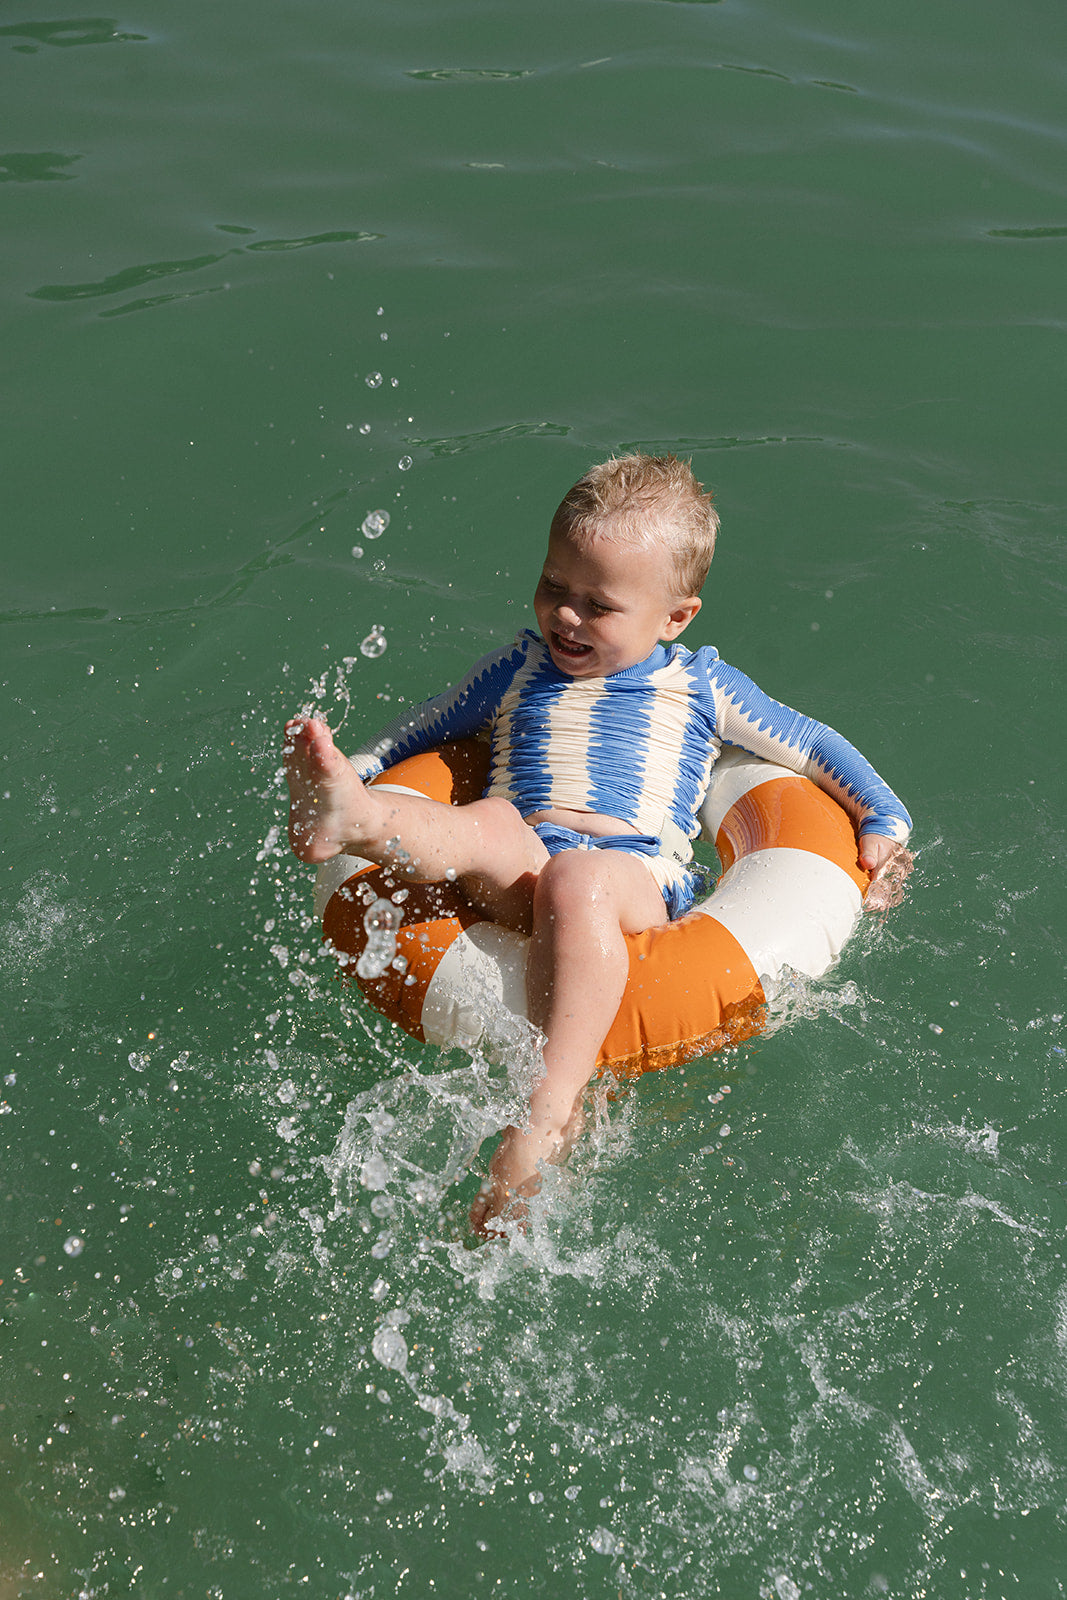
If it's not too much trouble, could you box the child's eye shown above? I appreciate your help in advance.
[589,600,612,616]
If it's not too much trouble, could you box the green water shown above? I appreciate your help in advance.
[3,1,1064,1595]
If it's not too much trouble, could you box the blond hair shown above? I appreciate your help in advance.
[552,454,718,597]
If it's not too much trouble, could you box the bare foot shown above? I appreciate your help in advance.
[469,1172,533,1240]
[283,716,378,862]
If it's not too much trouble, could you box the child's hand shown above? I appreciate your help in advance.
[859,834,914,911]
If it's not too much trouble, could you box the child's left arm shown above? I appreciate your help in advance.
[708,658,913,903]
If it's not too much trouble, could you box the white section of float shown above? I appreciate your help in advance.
[692,849,861,985]
[693,746,862,986]
[421,924,529,1049]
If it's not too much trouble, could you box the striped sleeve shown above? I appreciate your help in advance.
[706,657,912,843]
[346,636,529,781]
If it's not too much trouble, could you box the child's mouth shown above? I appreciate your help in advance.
[551,633,592,662]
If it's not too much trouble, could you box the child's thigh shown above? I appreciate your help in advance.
[535,846,668,935]
[456,798,549,933]
[459,796,548,873]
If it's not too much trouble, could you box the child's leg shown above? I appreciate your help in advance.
[470,847,667,1233]
[284,718,546,917]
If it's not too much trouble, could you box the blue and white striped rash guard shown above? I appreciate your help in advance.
[348,630,912,859]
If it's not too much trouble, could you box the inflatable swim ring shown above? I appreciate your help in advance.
[312,740,870,1076]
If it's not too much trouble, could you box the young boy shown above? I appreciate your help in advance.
[284,455,912,1234]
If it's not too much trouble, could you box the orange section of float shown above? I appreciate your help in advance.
[372,742,486,807]
[716,775,869,894]
[323,870,481,1042]
[597,913,763,1076]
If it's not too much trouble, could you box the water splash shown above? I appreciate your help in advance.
[355,897,401,980]
[761,966,866,1035]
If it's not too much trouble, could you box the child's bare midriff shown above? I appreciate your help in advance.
[523,807,641,836]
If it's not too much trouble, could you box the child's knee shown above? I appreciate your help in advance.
[534,848,603,914]
[469,795,524,842]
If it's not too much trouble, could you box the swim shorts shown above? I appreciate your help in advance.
[531,822,704,921]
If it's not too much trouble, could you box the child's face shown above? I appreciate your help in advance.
[534,525,701,678]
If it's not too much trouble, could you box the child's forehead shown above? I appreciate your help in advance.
[546,523,655,570]
[543,525,677,595]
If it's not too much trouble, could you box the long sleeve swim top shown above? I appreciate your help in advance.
[347,630,912,857]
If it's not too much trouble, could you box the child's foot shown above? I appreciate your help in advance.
[469,1172,532,1240]
[283,716,377,862]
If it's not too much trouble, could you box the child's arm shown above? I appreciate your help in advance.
[345,634,529,779]
[707,657,913,899]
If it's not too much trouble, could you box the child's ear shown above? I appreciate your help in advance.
[662,596,701,640]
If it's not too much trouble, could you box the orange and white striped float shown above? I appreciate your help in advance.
[312,740,870,1076]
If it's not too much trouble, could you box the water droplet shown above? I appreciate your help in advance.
[108,1486,126,1502]
[360,625,387,660]
[397,455,413,471]
[372,1325,408,1372]
[351,545,364,559]
[361,509,390,539]
[743,1463,759,1480]
[929,1023,944,1035]
[365,372,382,389]
[361,1154,390,1191]
[589,1527,621,1555]
[356,897,401,979]
[63,1236,84,1257]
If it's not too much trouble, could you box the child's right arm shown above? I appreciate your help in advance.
[345,634,530,780]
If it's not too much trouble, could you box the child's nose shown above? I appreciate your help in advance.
[555,599,581,626]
